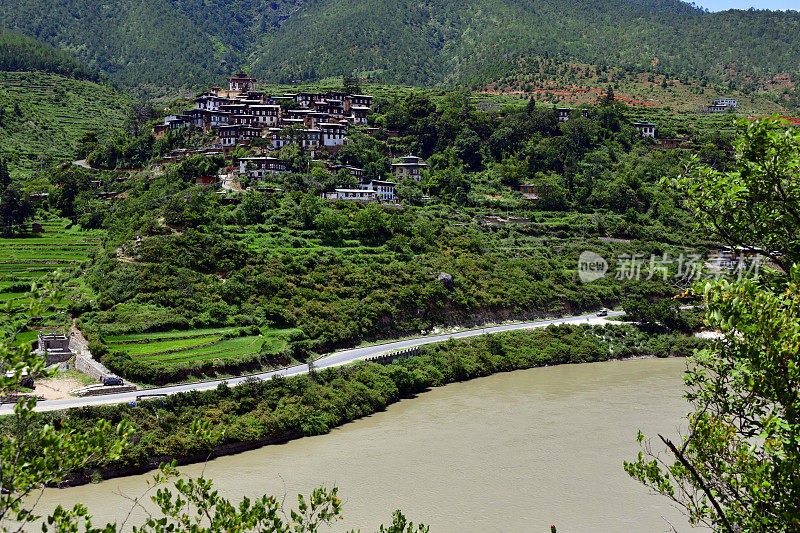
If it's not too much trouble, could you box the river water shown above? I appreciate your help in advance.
[38,358,693,532]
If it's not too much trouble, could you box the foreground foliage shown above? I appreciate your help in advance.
[625,118,800,531]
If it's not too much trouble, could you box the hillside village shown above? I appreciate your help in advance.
[149,72,743,208]
[151,72,431,203]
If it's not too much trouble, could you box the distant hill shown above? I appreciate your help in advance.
[1,0,799,90]
[0,30,102,82]
[0,71,131,177]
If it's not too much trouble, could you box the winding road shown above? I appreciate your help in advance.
[7,311,624,414]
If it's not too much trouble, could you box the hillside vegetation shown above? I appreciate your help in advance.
[1,0,799,91]
[0,71,131,177]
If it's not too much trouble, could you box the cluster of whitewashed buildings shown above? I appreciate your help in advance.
[155,72,374,157]
[152,73,434,203]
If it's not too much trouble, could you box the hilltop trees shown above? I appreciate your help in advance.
[625,117,800,531]
[0,152,33,235]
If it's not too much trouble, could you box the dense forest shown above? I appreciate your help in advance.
[1,0,799,88]
[0,30,102,82]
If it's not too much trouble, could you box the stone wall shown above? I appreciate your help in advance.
[75,354,113,381]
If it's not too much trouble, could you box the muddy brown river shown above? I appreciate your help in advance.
[38,357,692,532]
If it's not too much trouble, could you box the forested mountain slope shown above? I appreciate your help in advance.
[1,0,798,88]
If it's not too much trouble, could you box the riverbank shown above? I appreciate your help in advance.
[39,357,691,532]
[24,323,707,487]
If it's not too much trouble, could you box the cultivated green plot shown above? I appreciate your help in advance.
[110,336,223,357]
[103,327,239,344]
[138,336,262,362]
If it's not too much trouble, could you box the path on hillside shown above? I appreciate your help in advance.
[6,311,624,413]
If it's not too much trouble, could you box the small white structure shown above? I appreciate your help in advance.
[358,180,396,202]
[713,97,738,108]
[324,189,377,202]
[631,122,656,138]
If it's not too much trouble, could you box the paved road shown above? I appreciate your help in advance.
[73,159,93,170]
[7,311,624,413]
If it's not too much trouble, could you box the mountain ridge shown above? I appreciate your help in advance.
[1,0,798,89]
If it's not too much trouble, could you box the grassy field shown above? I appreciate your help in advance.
[0,216,104,345]
[106,328,299,365]
[0,71,132,178]
[0,217,103,282]
[102,327,238,344]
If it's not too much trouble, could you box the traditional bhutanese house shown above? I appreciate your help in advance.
[280,118,305,128]
[350,105,371,125]
[319,122,347,147]
[518,183,540,202]
[227,71,256,92]
[195,94,232,111]
[392,155,428,181]
[284,109,312,121]
[631,122,656,138]
[358,179,396,202]
[231,114,257,126]
[238,157,289,179]
[328,164,364,179]
[556,107,572,122]
[323,188,377,203]
[250,105,280,126]
[304,112,330,129]
[243,91,267,102]
[314,100,345,117]
[348,94,373,109]
[218,125,240,150]
[302,129,321,149]
[220,103,249,116]
[296,92,321,107]
[707,104,729,113]
[195,176,216,186]
[218,124,262,155]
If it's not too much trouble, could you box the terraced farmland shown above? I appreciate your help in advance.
[0,218,103,282]
[0,217,104,344]
[106,327,298,366]
[0,71,131,177]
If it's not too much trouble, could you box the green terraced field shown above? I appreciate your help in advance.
[0,218,103,281]
[103,327,239,344]
[0,71,131,177]
[139,336,262,362]
[110,335,223,356]
[0,218,104,326]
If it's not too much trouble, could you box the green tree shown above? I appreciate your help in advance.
[625,117,800,531]
[0,183,33,236]
[0,153,10,191]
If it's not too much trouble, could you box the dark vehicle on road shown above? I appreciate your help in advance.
[102,376,123,386]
